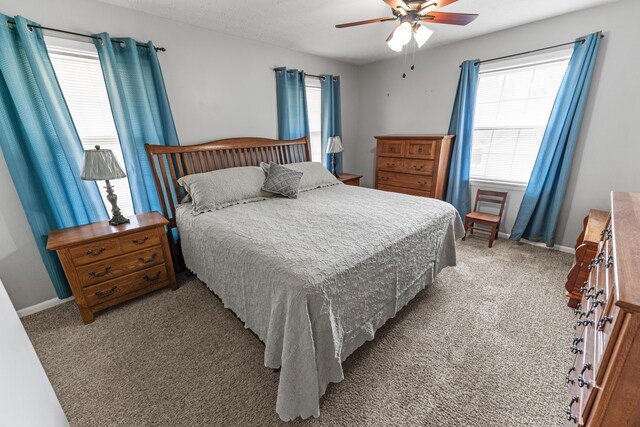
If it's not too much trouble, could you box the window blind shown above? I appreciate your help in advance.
[471,57,570,184]
[48,44,135,217]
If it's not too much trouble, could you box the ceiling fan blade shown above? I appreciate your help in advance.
[418,0,458,15]
[336,16,397,28]
[383,0,409,15]
[421,12,478,26]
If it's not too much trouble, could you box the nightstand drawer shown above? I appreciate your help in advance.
[83,264,168,307]
[70,239,122,266]
[119,228,161,253]
[76,246,165,287]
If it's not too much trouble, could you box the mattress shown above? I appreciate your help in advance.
[176,184,464,420]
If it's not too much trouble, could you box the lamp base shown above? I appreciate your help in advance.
[104,179,130,227]
[332,153,339,178]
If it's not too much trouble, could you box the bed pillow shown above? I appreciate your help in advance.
[261,161,341,192]
[261,162,303,199]
[177,166,269,214]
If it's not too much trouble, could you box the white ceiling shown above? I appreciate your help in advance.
[96,0,616,65]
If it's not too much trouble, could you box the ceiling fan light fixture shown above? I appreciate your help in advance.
[413,24,434,48]
[386,21,412,52]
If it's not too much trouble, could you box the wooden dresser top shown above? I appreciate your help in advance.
[47,212,168,250]
[375,135,454,140]
[611,192,640,312]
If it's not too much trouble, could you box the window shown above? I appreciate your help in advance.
[305,77,323,163]
[46,37,134,217]
[471,52,571,184]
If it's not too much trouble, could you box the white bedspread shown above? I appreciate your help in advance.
[176,184,463,420]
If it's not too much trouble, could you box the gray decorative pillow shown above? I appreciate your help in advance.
[261,162,303,199]
[262,161,341,192]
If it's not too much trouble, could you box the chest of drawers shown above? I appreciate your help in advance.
[47,212,176,324]
[564,192,640,426]
[375,135,454,200]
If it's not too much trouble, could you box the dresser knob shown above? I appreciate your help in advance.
[566,396,579,423]
[578,364,592,388]
[132,236,149,245]
[144,271,162,282]
[95,285,117,298]
[138,253,158,264]
[565,366,576,384]
[598,316,614,330]
[85,246,106,256]
[88,266,112,278]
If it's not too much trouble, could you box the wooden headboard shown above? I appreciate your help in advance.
[145,136,310,264]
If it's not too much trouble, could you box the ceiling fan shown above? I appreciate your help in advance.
[336,0,478,52]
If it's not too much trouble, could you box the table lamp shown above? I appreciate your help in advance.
[326,136,343,177]
[81,145,130,226]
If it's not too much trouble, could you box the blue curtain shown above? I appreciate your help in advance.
[321,75,342,172]
[275,67,310,141]
[445,60,479,220]
[0,15,107,298]
[94,33,179,215]
[510,33,602,246]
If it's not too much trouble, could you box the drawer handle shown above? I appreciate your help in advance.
[578,363,592,388]
[565,366,575,384]
[579,282,592,294]
[88,266,112,278]
[144,271,162,282]
[570,344,582,355]
[380,176,389,181]
[586,289,604,300]
[605,255,613,268]
[95,286,117,298]
[413,165,424,170]
[576,318,594,327]
[386,162,395,167]
[138,253,158,264]
[132,236,149,245]
[85,246,106,256]
[598,316,614,330]
[566,396,579,423]
[591,298,606,308]
[417,180,428,186]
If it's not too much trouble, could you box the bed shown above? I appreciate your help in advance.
[146,137,464,421]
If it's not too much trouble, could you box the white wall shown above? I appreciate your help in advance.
[355,0,640,247]
[0,0,362,310]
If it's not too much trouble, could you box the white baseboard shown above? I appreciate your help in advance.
[17,296,74,318]
[496,232,575,254]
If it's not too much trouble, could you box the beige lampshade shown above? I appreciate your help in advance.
[80,145,127,180]
[326,136,343,154]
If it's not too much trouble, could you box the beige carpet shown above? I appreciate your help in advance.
[22,238,574,427]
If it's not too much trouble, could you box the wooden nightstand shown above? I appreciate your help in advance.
[47,212,176,324]
[338,173,362,186]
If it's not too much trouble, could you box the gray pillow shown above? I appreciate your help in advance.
[261,161,341,192]
[178,166,269,214]
[261,162,303,199]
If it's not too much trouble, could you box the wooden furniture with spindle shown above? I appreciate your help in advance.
[565,209,611,308]
[462,189,508,248]
[47,212,176,324]
[564,192,640,426]
[375,135,454,200]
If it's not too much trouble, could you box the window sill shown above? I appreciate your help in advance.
[470,178,528,191]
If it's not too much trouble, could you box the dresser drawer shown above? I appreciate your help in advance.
[76,246,165,287]
[378,140,405,158]
[405,140,436,159]
[377,157,404,173]
[70,239,122,266]
[377,171,432,191]
[403,159,434,175]
[83,264,168,307]
[119,228,161,253]
[377,184,431,198]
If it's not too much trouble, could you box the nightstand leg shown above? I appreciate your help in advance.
[79,306,94,324]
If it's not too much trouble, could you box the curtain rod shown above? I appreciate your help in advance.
[6,19,166,52]
[272,68,339,81]
[461,31,604,68]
